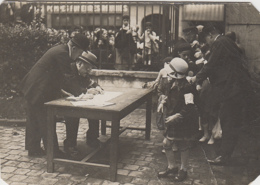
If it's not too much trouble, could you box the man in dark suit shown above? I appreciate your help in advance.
[190,25,253,165]
[19,34,101,157]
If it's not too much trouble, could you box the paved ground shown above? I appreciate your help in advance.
[0,109,259,185]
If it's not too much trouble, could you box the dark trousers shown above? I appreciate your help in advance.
[218,94,245,157]
[26,102,100,151]
[63,117,99,148]
[25,101,59,152]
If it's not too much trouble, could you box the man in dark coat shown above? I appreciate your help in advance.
[19,34,101,157]
[190,25,254,165]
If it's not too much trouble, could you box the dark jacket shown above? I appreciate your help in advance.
[115,28,136,55]
[158,78,199,139]
[19,44,93,105]
[196,35,252,106]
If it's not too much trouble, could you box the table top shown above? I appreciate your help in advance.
[44,87,153,113]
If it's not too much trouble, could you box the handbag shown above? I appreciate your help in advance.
[212,118,222,139]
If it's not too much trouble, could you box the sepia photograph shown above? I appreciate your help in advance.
[0,0,260,184]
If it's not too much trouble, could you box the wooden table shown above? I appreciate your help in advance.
[45,87,153,181]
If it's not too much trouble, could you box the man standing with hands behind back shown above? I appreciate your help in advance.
[19,34,101,158]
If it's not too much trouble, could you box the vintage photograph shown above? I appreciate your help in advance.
[0,0,260,184]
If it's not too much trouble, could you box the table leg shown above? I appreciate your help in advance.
[47,109,55,173]
[145,96,152,140]
[101,120,106,135]
[110,117,120,182]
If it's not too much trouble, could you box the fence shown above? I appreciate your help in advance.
[0,1,180,71]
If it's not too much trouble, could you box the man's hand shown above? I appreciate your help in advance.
[186,76,196,84]
[87,88,100,95]
[196,85,202,91]
[96,86,104,94]
[81,93,94,99]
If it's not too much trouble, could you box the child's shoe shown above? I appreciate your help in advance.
[173,169,187,182]
[207,135,215,145]
[199,135,209,142]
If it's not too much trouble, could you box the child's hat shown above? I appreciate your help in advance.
[78,51,98,69]
[165,57,188,79]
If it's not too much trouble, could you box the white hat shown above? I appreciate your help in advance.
[164,58,188,79]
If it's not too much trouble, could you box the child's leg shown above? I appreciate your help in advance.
[148,54,152,65]
[199,113,210,142]
[158,138,178,178]
[180,149,189,171]
[164,138,177,169]
[174,148,189,182]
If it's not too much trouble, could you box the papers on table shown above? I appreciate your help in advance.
[68,91,122,107]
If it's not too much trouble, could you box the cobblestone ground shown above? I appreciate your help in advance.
[1,109,259,185]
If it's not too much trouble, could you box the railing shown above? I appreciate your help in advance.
[0,1,180,71]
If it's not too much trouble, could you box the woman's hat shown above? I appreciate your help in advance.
[78,51,98,68]
[71,33,90,51]
[165,58,188,79]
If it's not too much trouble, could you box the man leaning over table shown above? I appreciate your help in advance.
[19,33,102,158]
[63,51,103,158]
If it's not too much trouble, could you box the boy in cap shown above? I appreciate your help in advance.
[157,58,199,182]
[19,34,99,157]
[115,15,137,70]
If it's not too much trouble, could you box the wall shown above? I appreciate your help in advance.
[225,3,260,87]
[90,69,158,88]
[90,69,159,111]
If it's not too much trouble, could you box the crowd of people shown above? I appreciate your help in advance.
[145,23,256,182]
[45,15,160,71]
[18,18,257,183]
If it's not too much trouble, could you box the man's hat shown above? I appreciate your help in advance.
[71,33,90,51]
[78,51,98,68]
[183,26,198,34]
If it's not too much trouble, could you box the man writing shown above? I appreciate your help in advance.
[19,34,102,157]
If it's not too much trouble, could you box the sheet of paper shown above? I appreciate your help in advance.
[69,91,122,107]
